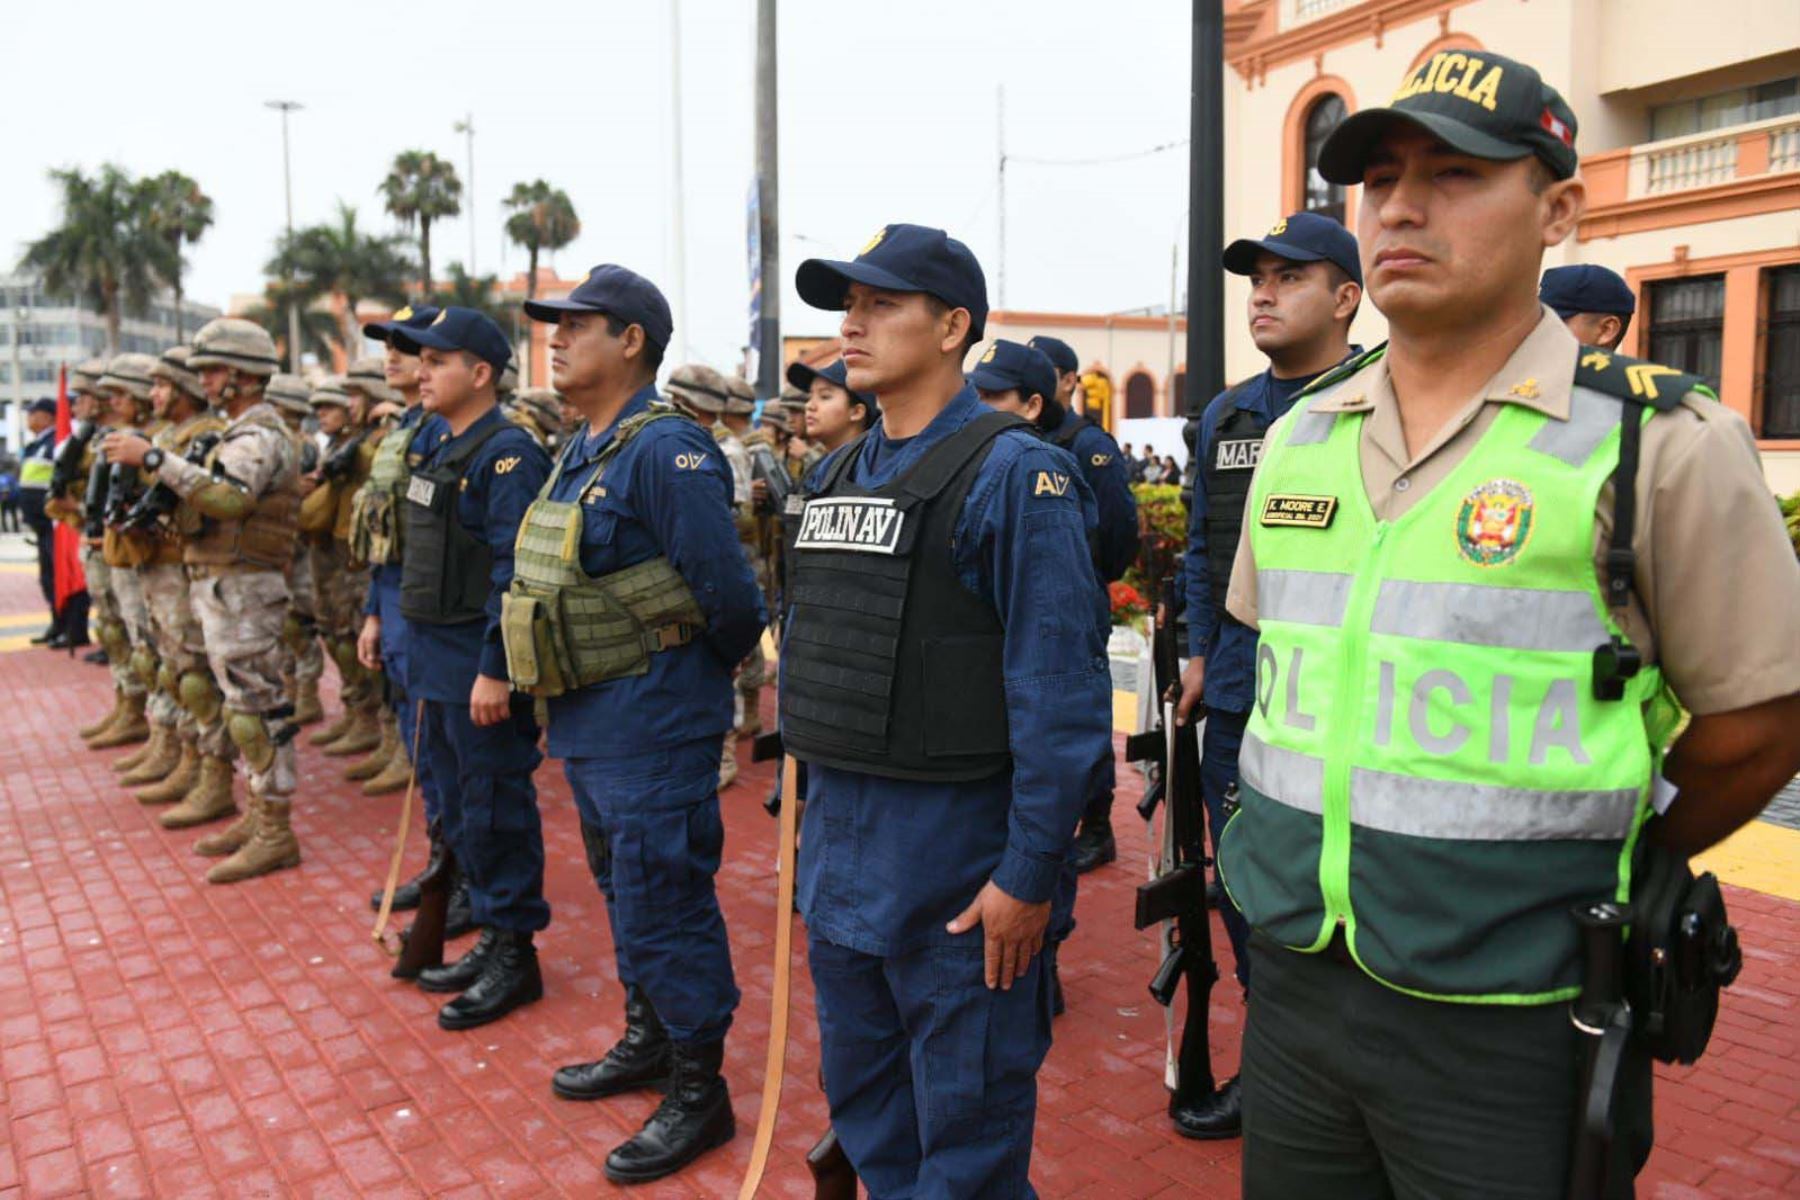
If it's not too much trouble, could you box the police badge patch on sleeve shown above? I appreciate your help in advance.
[794,496,905,554]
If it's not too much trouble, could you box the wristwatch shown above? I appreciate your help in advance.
[142,448,165,473]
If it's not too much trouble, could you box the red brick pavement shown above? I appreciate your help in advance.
[0,565,1795,1199]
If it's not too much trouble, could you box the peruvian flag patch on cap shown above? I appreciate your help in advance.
[1540,108,1574,148]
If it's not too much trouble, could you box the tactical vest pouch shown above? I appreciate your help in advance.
[499,591,568,696]
[103,526,158,569]
[1625,833,1742,1065]
[299,481,338,535]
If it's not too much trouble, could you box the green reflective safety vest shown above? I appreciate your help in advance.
[348,412,422,566]
[1218,355,1678,1005]
[501,404,707,698]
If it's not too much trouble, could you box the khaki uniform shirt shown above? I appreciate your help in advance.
[1226,309,1800,717]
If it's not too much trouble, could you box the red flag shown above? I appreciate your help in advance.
[52,364,87,614]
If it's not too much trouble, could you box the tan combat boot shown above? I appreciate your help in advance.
[89,693,150,749]
[344,715,397,781]
[206,799,301,884]
[194,794,260,858]
[362,736,413,796]
[158,755,237,829]
[323,706,381,758]
[79,689,125,741]
[718,730,740,791]
[293,678,324,726]
[112,723,165,774]
[136,741,200,805]
[307,708,353,747]
[120,726,183,785]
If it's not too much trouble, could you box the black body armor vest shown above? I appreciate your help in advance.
[400,422,506,626]
[780,411,1026,782]
[1200,384,1262,609]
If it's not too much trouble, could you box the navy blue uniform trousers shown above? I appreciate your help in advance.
[418,698,548,933]
[810,933,1056,1199]
[563,734,738,1045]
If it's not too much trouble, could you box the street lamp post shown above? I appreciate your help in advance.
[9,307,28,453]
[454,115,476,275]
[266,99,304,372]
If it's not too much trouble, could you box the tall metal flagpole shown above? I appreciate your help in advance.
[753,0,781,399]
[454,115,476,274]
[266,100,305,372]
[670,0,690,366]
[1188,3,1224,408]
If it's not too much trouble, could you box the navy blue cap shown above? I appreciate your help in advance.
[521,264,674,351]
[1222,212,1362,286]
[786,358,875,409]
[28,397,57,415]
[967,340,1058,408]
[389,307,512,373]
[1539,264,1635,318]
[796,224,989,341]
[362,303,442,343]
[1027,335,1078,374]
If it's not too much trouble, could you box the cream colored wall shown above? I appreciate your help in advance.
[1561,209,1800,275]
[983,316,1189,406]
[1596,0,1800,95]
[1765,452,1800,495]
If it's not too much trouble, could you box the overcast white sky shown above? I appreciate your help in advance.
[7,1,1194,369]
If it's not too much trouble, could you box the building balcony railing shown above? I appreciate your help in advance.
[1578,113,1800,242]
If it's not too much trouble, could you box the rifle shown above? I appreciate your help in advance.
[120,431,225,533]
[318,428,368,483]
[1125,574,1237,1134]
[374,701,451,980]
[48,419,96,500]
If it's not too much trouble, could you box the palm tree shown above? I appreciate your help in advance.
[21,164,179,355]
[380,150,462,297]
[435,262,513,328]
[265,201,413,354]
[502,180,580,303]
[139,170,214,339]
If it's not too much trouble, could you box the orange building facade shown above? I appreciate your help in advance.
[1223,0,1800,490]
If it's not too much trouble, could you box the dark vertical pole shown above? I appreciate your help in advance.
[1187,0,1225,410]
[755,0,781,400]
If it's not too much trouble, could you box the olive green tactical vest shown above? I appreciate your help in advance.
[1218,350,1680,1005]
[501,405,707,698]
[348,413,421,566]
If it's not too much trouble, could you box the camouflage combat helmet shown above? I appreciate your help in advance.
[264,374,313,417]
[666,363,728,414]
[721,373,757,416]
[510,387,564,437]
[150,345,207,402]
[497,360,519,399]
[98,353,158,402]
[189,317,279,377]
[344,356,400,407]
[70,357,108,395]
[309,376,351,409]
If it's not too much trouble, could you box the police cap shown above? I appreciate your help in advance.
[967,340,1058,409]
[1319,50,1579,184]
[28,397,57,416]
[1026,335,1079,374]
[796,223,989,341]
[362,303,442,344]
[1222,211,1363,286]
[522,264,674,352]
[1539,264,1635,319]
[786,358,874,410]
[390,307,512,373]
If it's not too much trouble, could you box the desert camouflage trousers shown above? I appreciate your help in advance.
[282,540,325,690]
[142,563,233,759]
[311,539,375,713]
[189,567,295,803]
[85,549,145,699]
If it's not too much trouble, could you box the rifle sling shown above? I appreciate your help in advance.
[737,751,800,1199]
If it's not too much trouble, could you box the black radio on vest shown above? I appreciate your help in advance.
[780,411,1026,782]
[401,423,506,625]
[1200,385,1263,610]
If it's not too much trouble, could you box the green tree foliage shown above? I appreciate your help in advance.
[265,201,413,357]
[139,170,214,339]
[380,150,462,297]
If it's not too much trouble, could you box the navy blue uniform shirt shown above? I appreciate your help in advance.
[405,405,549,702]
[1059,417,1139,584]
[1183,356,1352,711]
[793,386,1114,957]
[542,384,766,760]
[365,404,447,617]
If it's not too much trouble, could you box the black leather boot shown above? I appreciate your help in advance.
[552,985,673,1100]
[444,873,476,939]
[416,927,496,994]
[603,1040,735,1184]
[1070,810,1117,874]
[1171,1074,1243,1140]
[438,929,543,1031]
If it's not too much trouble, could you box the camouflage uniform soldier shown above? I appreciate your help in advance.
[89,355,161,753]
[303,377,381,759]
[504,386,568,455]
[266,375,326,724]
[105,318,304,883]
[340,358,405,787]
[130,347,234,809]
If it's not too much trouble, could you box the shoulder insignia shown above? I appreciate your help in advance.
[1573,348,1710,412]
[1033,470,1071,497]
[1089,453,1112,467]
[1296,342,1387,401]
[673,450,711,471]
[493,455,522,475]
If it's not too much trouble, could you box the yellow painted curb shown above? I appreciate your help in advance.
[1693,818,1800,903]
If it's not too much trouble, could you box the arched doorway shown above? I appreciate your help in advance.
[1124,371,1155,419]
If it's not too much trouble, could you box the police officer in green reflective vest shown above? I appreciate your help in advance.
[1218,50,1800,1197]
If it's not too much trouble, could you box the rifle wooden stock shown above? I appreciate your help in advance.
[390,837,452,980]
